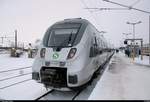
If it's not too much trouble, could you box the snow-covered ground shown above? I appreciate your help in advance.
[1,51,150,100]
[0,51,109,100]
[0,52,48,100]
[89,52,150,100]
[134,55,150,67]
[0,53,33,71]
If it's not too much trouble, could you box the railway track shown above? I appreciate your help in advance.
[35,89,55,100]
[0,79,32,90]
[0,66,32,90]
[35,88,86,100]
[71,87,86,100]
[0,66,32,73]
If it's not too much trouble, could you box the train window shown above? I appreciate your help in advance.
[97,39,100,47]
[101,41,104,49]
[94,37,98,47]
[91,36,97,47]
[48,28,78,47]
[52,23,81,29]
[99,39,103,48]
[46,23,81,47]
[53,29,78,35]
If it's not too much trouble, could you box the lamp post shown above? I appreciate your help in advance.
[149,16,150,64]
[126,21,142,42]
[102,0,150,64]
[126,21,142,61]
[123,33,132,39]
[15,30,17,49]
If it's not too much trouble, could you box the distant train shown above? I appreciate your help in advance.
[32,18,114,91]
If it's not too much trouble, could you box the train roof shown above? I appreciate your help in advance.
[53,18,90,26]
[52,18,101,35]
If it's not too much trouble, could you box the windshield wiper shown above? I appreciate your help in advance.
[52,31,74,51]
[58,30,73,47]
[67,30,73,45]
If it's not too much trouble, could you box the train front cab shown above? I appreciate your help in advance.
[32,19,111,90]
[32,19,96,90]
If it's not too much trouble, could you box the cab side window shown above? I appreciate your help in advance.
[94,36,98,47]
[93,36,99,55]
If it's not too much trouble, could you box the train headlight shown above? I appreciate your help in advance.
[67,48,77,59]
[40,48,46,58]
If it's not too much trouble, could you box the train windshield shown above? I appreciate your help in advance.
[47,23,81,47]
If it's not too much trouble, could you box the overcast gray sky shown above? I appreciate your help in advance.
[0,0,150,47]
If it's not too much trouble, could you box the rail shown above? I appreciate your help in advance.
[0,79,32,90]
[0,66,32,90]
[0,72,32,82]
[0,66,32,73]
[35,89,55,100]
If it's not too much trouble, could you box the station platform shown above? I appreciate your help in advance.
[88,52,150,100]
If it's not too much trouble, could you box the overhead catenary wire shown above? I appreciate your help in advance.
[103,0,150,14]
[85,7,130,11]
[101,0,150,64]
[80,0,101,27]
